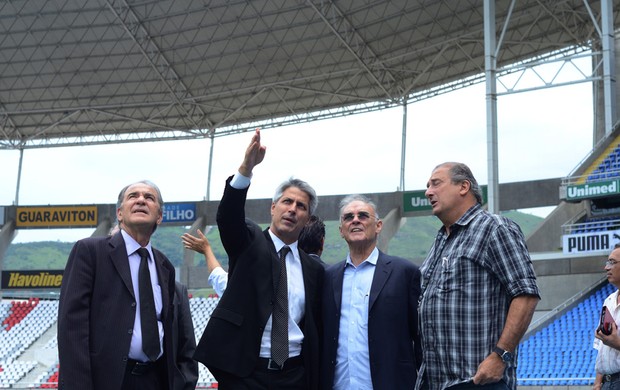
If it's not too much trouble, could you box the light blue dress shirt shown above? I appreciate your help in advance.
[121,229,164,362]
[333,247,378,390]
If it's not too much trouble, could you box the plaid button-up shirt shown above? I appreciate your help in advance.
[416,204,540,390]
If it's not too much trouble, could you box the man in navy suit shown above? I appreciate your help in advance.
[194,129,324,390]
[321,194,422,389]
[58,180,183,390]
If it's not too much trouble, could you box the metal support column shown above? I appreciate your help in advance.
[400,101,408,191]
[206,132,215,201]
[601,0,617,134]
[14,149,24,206]
[484,0,499,214]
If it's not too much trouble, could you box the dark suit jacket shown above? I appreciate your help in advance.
[321,250,422,389]
[194,176,324,390]
[57,233,176,390]
[172,282,198,390]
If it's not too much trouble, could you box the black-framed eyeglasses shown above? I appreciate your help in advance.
[341,211,374,222]
[606,259,619,267]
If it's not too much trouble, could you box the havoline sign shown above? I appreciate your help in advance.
[566,180,620,201]
[2,270,63,289]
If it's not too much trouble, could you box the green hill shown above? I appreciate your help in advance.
[3,210,543,270]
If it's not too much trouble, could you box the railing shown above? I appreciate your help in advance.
[525,276,607,337]
[561,218,620,235]
[518,377,595,386]
[561,168,620,186]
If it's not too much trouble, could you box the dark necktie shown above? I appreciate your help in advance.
[271,245,290,366]
[137,247,160,362]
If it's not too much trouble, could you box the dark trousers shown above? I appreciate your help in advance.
[447,381,509,390]
[210,357,306,390]
[121,358,167,390]
[602,373,620,390]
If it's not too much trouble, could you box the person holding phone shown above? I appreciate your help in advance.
[594,244,620,390]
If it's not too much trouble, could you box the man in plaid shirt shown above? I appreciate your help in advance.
[416,162,540,390]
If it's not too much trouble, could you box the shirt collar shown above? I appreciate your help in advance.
[268,229,299,257]
[121,229,153,258]
[345,246,379,268]
[441,203,483,235]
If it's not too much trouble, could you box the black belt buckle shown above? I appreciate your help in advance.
[267,359,283,371]
[130,360,152,375]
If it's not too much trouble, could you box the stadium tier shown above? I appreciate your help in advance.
[517,282,614,386]
[585,141,620,183]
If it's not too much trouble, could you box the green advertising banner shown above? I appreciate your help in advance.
[566,179,620,201]
[403,185,488,212]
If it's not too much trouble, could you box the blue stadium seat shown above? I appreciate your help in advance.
[517,283,615,386]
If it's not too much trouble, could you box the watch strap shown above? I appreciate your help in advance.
[493,346,514,365]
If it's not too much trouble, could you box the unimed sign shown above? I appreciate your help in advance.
[566,180,620,201]
[403,190,432,212]
[403,186,488,212]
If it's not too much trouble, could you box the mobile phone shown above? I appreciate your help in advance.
[599,306,615,335]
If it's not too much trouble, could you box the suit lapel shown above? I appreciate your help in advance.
[369,252,392,311]
[332,262,345,313]
[153,249,172,320]
[263,229,280,294]
[109,233,135,298]
[299,251,315,308]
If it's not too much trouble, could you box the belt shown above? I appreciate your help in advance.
[603,372,620,383]
[126,358,159,376]
[257,355,303,371]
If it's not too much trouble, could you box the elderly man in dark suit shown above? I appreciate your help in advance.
[321,194,422,390]
[194,129,324,390]
[58,180,196,390]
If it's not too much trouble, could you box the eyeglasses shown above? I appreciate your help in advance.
[341,211,375,222]
[606,259,619,267]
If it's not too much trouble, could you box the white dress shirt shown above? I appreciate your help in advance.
[594,289,620,374]
[231,171,306,359]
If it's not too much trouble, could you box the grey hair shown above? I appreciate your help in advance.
[116,180,164,233]
[436,162,483,205]
[338,194,379,219]
[272,177,318,214]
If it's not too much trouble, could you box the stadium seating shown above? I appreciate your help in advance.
[587,144,620,182]
[30,297,222,389]
[0,297,54,387]
[2,284,615,388]
[517,282,614,386]
[570,215,620,234]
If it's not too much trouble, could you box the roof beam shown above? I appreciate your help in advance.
[307,0,398,100]
[104,0,213,130]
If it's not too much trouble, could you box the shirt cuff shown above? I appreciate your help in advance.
[230,171,251,189]
[208,267,228,297]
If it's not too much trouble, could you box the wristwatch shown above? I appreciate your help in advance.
[493,346,514,366]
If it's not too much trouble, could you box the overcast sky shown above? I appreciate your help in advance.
[0,74,594,243]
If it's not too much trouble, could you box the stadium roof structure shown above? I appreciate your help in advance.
[0,0,616,150]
